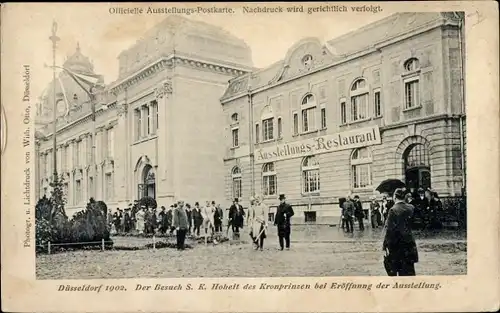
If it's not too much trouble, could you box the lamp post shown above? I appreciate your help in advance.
[49,20,60,185]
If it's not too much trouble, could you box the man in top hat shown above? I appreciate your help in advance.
[343,195,355,233]
[353,195,365,231]
[383,188,418,276]
[229,197,245,239]
[274,194,294,250]
[172,200,189,250]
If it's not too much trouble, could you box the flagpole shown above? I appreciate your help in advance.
[90,86,97,199]
[49,21,60,188]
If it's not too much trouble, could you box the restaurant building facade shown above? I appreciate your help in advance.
[220,12,466,223]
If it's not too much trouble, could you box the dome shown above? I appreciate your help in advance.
[63,42,95,74]
[35,42,104,127]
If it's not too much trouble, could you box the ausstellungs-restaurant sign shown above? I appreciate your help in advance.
[255,126,382,164]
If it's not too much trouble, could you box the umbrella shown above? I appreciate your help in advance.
[376,179,406,195]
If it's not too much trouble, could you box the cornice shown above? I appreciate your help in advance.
[110,57,174,95]
[173,56,247,77]
[110,55,248,96]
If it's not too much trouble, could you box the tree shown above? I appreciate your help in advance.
[49,174,68,220]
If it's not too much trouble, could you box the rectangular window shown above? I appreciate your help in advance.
[88,176,93,198]
[135,108,141,141]
[107,128,114,159]
[263,174,277,196]
[321,108,326,129]
[232,177,242,199]
[146,105,151,135]
[302,107,316,132]
[87,136,92,165]
[155,102,159,132]
[405,80,420,109]
[262,118,274,141]
[293,113,299,135]
[340,101,347,124]
[255,124,260,143]
[303,169,320,193]
[374,90,382,117]
[76,180,82,204]
[76,141,81,167]
[277,118,282,138]
[352,164,371,188]
[231,128,239,147]
[105,173,113,200]
[351,94,368,121]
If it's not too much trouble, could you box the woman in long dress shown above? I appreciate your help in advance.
[249,195,269,251]
[135,207,146,234]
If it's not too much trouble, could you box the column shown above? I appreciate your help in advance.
[115,103,128,205]
[95,128,104,201]
[67,140,75,206]
[154,79,173,200]
[80,134,88,202]
[140,105,145,138]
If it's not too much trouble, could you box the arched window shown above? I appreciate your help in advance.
[350,78,368,121]
[138,165,156,199]
[302,156,320,193]
[232,166,242,199]
[301,94,317,133]
[403,58,421,109]
[262,163,277,196]
[404,143,431,191]
[404,58,420,72]
[231,113,239,123]
[351,147,372,189]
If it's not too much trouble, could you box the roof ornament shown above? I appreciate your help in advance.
[76,41,81,52]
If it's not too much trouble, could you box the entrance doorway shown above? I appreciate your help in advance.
[138,165,156,199]
[404,143,431,191]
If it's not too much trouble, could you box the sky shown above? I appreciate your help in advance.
[4,3,400,99]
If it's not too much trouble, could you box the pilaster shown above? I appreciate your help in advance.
[154,78,174,200]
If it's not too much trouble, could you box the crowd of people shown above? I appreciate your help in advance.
[339,187,444,233]
[108,201,232,238]
[105,194,295,252]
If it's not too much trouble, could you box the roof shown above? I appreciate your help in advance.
[119,15,252,65]
[221,12,462,102]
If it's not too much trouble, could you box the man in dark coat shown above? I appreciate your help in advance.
[172,201,189,250]
[158,206,167,234]
[274,194,295,250]
[353,195,365,231]
[383,188,419,276]
[192,202,204,236]
[124,208,132,233]
[411,188,428,229]
[338,198,347,230]
[214,202,224,233]
[185,203,193,235]
[229,198,245,237]
[343,195,355,233]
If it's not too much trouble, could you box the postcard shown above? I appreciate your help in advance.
[1,2,499,312]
